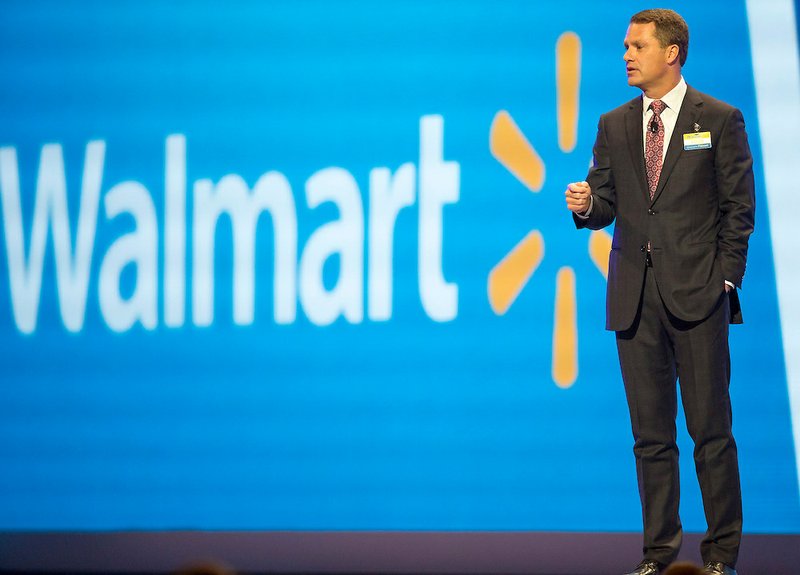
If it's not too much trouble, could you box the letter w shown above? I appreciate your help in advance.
[0,142,105,333]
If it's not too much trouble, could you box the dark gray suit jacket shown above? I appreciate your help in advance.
[574,85,755,331]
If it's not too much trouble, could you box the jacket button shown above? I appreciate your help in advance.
[648,208,656,215]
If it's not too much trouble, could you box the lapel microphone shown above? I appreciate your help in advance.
[649,118,659,133]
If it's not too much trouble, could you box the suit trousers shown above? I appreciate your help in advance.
[615,264,742,567]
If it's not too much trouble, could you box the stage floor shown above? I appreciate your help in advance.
[2,531,799,575]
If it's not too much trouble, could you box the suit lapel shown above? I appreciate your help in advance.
[651,86,704,204]
[624,96,649,199]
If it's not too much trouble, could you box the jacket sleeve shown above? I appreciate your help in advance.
[574,115,616,230]
[715,107,755,288]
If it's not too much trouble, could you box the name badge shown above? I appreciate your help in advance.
[683,131,712,150]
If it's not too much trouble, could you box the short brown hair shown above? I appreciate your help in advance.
[631,8,689,66]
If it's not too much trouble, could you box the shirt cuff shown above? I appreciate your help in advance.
[725,280,735,289]
[574,195,594,219]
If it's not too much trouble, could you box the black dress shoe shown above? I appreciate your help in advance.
[704,561,737,575]
[624,559,663,575]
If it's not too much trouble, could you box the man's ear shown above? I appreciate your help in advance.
[666,44,680,65]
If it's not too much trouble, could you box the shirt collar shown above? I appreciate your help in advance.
[642,76,687,115]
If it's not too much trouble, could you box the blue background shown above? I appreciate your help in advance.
[0,0,797,532]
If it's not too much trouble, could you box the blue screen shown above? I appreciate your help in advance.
[0,0,798,533]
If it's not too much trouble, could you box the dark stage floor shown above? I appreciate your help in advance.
[1,531,799,575]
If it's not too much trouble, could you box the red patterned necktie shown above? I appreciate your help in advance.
[645,99,666,200]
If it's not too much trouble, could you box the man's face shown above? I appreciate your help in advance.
[623,22,672,94]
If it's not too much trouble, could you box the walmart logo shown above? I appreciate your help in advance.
[487,32,611,388]
[0,32,609,394]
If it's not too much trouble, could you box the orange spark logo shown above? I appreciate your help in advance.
[487,32,612,389]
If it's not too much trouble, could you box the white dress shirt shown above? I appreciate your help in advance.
[642,76,687,162]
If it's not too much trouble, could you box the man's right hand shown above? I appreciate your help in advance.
[565,181,592,214]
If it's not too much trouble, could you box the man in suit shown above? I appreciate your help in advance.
[565,9,755,575]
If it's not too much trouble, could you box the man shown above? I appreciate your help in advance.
[565,9,755,575]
